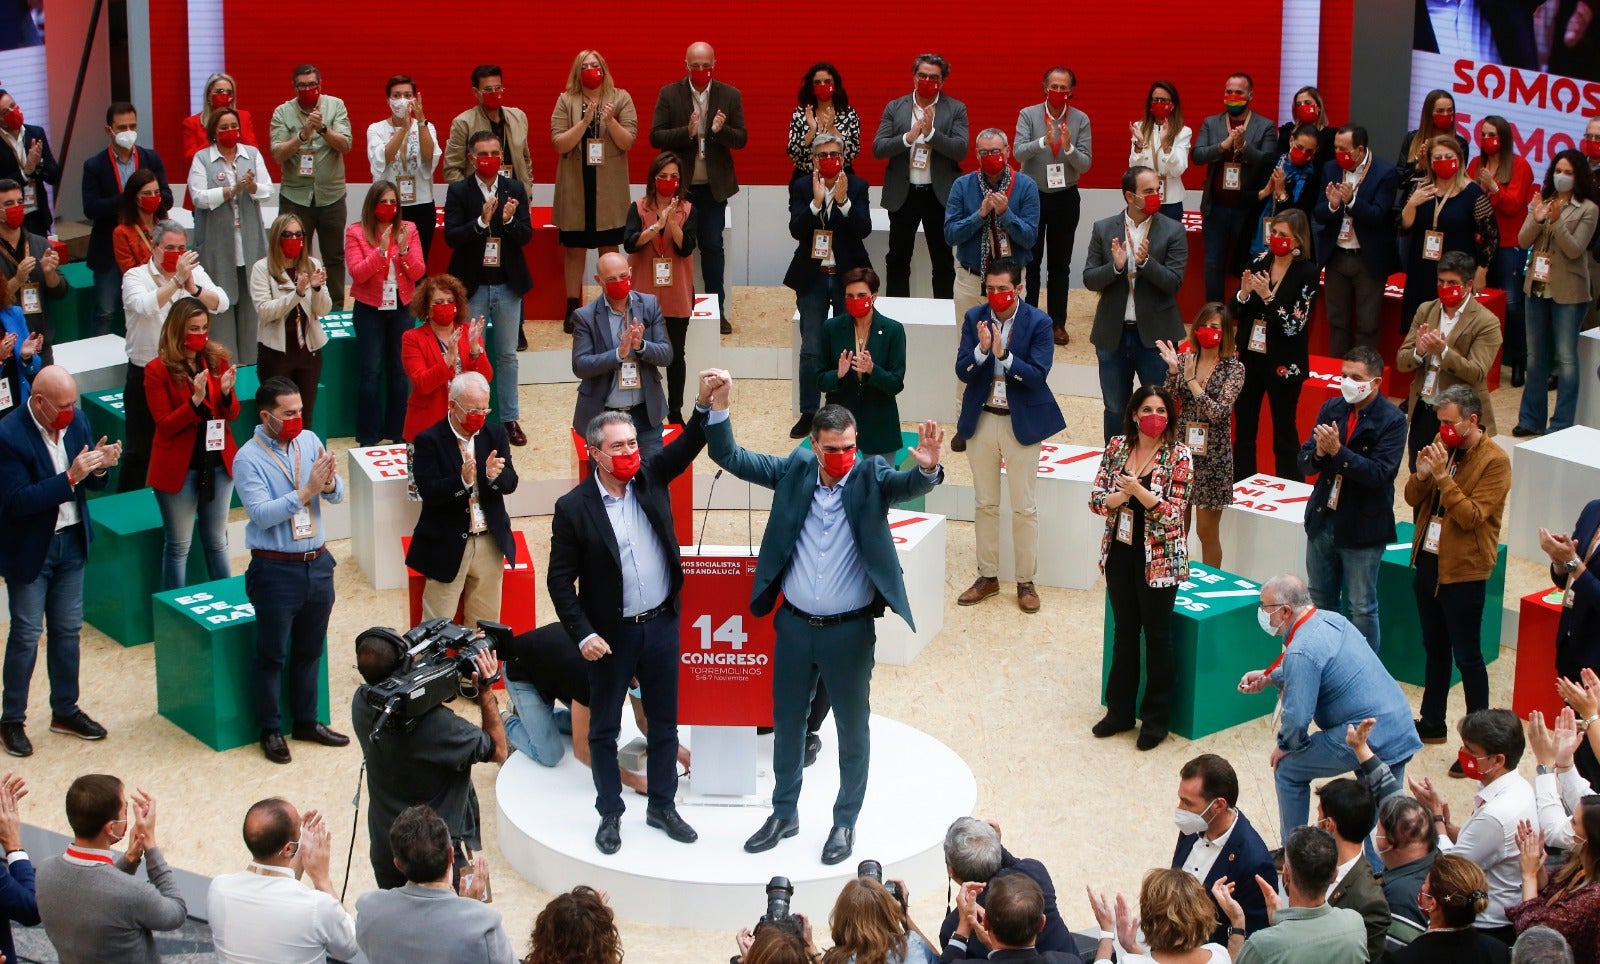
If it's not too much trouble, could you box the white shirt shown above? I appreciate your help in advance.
[1122,212,1155,322]
[1337,151,1373,251]
[207,866,361,964]
[905,94,938,186]
[366,118,439,205]
[1535,765,1595,851]
[187,145,273,267]
[808,182,852,268]
[473,175,499,229]
[1426,0,1500,62]
[121,259,230,367]
[1441,770,1536,928]
[1129,124,1192,206]
[1326,853,1361,900]
[1181,811,1239,883]
[30,408,78,531]
[1117,945,1231,964]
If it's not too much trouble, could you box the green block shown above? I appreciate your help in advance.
[1101,563,1280,739]
[57,262,118,341]
[1377,521,1505,687]
[84,489,209,646]
[228,365,261,442]
[80,387,127,497]
[317,312,359,440]
[152,575,331,751]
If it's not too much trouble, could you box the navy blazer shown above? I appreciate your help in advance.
[1555,499,1600,680]
[0,850,39,964]
[938,848,1078,959]
[1297,393,1406,549]
[1311,156,1401,274]
[570,291,672,432]
[1172,810,1278,945]
[405,418,518,585]
[954,301,1065,446]
[0,123,60,236]
[442,175,533,297]
[783,173,872,292]
[81,145,172,272]
[0,404,107,583]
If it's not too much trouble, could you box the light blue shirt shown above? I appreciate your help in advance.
[781,460,875,617]
[233,425,346,552]
[596,474,669,617]
[601,300,644,410]
[1271,610,1423,761]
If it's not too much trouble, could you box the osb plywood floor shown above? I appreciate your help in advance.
[7,286,1555,962]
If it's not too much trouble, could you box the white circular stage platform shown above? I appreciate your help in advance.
[496,714,977,929]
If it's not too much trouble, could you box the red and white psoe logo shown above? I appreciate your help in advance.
[352,446,409,480]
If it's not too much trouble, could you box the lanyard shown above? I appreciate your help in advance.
[261,437,302,489]
[108,147,129,192]
[1261,608,1316,675]
[651,202,672,257]
[1045,105,1070,156]
[1430,184,1458,231]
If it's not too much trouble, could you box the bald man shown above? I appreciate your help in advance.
[0,365,120,757]
[570,251,673,456]
[650,41,747,335]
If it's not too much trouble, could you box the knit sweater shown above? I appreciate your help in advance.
[34,847,187,964]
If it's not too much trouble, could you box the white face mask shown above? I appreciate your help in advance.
[1258,606,1280,636]
[1553,173,1576,194]
[1174,798,1217,836]
[1340,377,1373,405]
[389,97,413,118]
[113,130,138,151]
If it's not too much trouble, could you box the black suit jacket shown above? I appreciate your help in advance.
[1171,810,1278,945]
[443,175,533,297]
[81,145,172,272]
[405,418,518,584]
[649,79,747,202]
[547,409,707,646]
[0,123,60,236]
[1555,499,1600,680]
[783,173,871,292]
[1312,156,1401,274]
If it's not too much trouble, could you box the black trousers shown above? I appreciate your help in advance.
[1414,554,1489,728]
[1025,187,1081,326]
[1407,399,1441,472]
[1324,248,1384,357]
[885,186,954,299]
[664,315,688,421]
[1235,367,1305,482]
[246,552,335,733]
[402,201,435,260]
[586,614,680,817]
[1104,549,1178,729]
[117,365,154,492]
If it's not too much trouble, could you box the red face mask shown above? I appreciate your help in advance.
[1293,101,1319,124]
[3,204,26,229]
[217,128,241,149]
[1046,89,1070,112]
[430,302,458,326]
[1457,749,1486,781]
[1432,109,1455,130]
[456,405,487,436]
[1335,149,1358,171]
[655,174,679,197]
[1439,419,1466,447]
[1288,146,1313,166]
[474,155,502,181]
[38,398,73,431]
[1140,192,1162,216]
[915,76,941,100]
[816,155,844,179]
[813,81,834,102]
[1437,282,1467,310]
[481,89,505,111]
[604,277,631,301]
[279,236,304,259]
[689,68,714,90]
[184,332,209,352]
[1479,134,1501,154]
[602,449,641,482]
[374,201,398,223]
[296,85,320,109]
[209,91,234,110]
[980,153,1007,178]
[1268,234,1296,257]
[845,293,873,319]
[274,413,304,443]
[1584,139,1600,161]
[1138,414,1168,438]
[1431,157,1460,180]
[821,448,856,478]
[160,248,183,273]
[987,289,1017,315]
[581,68,603,91]
[1194,326,1223,349]
[138,194,161,214]
[1149,100,1174,121]
[0,106,22,131]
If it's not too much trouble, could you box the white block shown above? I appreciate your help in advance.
[55,334,127,393]
[791,297,959,424]
[1578,329,1600,430]
[347,445,419,590]
[1507,426,1600,563]
[997,443,1106,590]
[1218,475,1314,584]
[875,510,946,666]
[865,205,935,298]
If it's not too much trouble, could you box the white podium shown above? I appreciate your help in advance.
[1578,329,1600,430]
[1217,475,1315,584]
[1507,426,1600,563]
[876,509,946,665]
[998,443,1106,590]
[348,445,420,590]
[790,296,959,424]
[684,294,721,379]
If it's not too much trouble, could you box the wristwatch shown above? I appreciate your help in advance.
[1227,926,1248,938]
[1563,558,1580,573]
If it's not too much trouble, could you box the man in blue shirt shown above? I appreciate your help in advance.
[944,128,1040,327]
[233,376,348,764]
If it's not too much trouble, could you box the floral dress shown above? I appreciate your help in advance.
[1165,354,1246,509]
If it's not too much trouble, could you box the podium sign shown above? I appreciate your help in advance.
[571,425,695,548]
[677,548,774,727]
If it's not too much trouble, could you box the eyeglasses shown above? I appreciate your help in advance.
[280,231,304,239]
[975,148,1005,158]
[453,401,491,416]
[284,839,301,858]
[293,81,320,91]
[815,151,843,160]
[478,85,505,94]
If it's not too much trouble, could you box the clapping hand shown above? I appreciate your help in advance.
[833,173,849,204]
[909,420,943,470]
[852,348,874,376]
[688,109,701,135]
[0,333,14,361]
[976,319,995,353]
[1134,237,1149,267]
[485,448,505,483]
[1406,775,1448,823]
[40,246,59,275]
[711,110,727,133]
[1156,339,1182,375]
[94,435,122,468]
[1211,877,1248,930]
[1085,884,1114,933]
[990,190,1010,217]
[480,197,497,224]
[461,449,476,486]
[295,270,311,296]
[0,772,25,853]
[1415,323,1446,356]
[629,319,645,352]
[1255,874,1281,923]
[190,368,210,405]
[20,331,43,362]
[1556,667,1600,719]
[1324,181,1344,209]
[468,317,487,356]
[1517,820,1545,880]
[1344,717,1377,761]
[219,365,236,395]
[1128,121,1146,152]
[812,172,828,208]
[501,198,518,222]
[1110,237,1128,272]
[1313,422,1341,457]
[836,349,853,380]
[1268,165,1286,195]
[1114,893,1144,955]
[69,444,106,482]
[457,854,490,900]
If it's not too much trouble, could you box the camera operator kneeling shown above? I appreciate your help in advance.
[352,626,508,889]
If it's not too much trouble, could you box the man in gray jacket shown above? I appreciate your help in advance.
[34,775,186,964]
[873,54,968,300]
[1013,67,1091,346]
[355,805,516,964]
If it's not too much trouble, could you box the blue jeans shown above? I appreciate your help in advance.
[92,267,122,336]
[3,528,87,723]
[1519,295,1584,433]
[504,679,566,766]
[1305,523,1383,652]
[154,469,233,591]
[795,274,843,414]
[1275,727,1410,838]
[688,185,728,312]
[1490,246,1527,365]
[1202,204,1254,302]
[352,300,410,445]
[468,283,521,420]
[1096,326,1168,442]
[245,552,335,733]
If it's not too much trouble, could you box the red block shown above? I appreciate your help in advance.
[400,530,538,635]
[570,425,695,549]
[1513,587,1568,723]
[677,552,775,727]
[424,205,568,325]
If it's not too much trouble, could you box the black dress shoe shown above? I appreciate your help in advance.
[720,317,734,335]
[563,313,576,335]
[646,806,699,843]
[1135,725,1168,751]
[516,326,529,352]
[596,815,621,854]
[804,732,822,768]
[821,825,855,865]
[744,815,800,853]
[50,710,107,740]
[291,722,350,747]
[0,723,31,758]
[789,413,813,439]
[261,731,292,764]
[1510,363,1526,388]
[1091,714,1135,738]
[1414,717,1448,745]
[1512,424,1543,438]
[950,435,967,453]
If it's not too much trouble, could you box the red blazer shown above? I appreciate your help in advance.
[179,109,260,210]
[401,323,493,442]
[144,356,242,493]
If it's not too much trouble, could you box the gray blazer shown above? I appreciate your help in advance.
[570,289,672,432]
[1081,210,1188,351]
[872,93,969,210]
[1190,111,1279,216]
[1013,103,1092,192]
[354,883,515,964]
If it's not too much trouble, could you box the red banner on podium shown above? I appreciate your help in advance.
[677,551,775,727]
[571,425,695,548]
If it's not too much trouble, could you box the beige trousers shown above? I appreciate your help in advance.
[421,533,505,629]
[953,266,984,325]
[968,409,1041,581]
